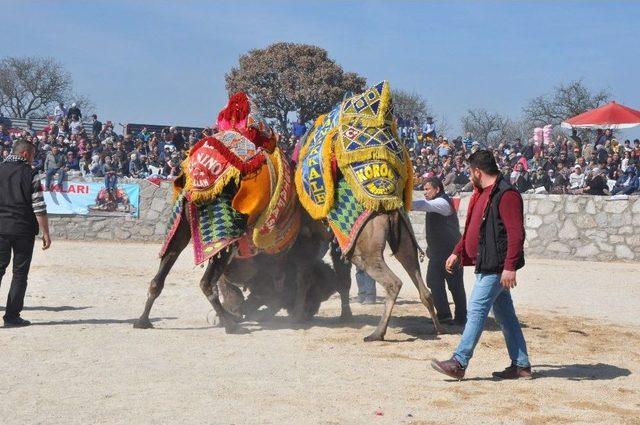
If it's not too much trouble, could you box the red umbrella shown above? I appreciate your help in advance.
[561,101,640,129]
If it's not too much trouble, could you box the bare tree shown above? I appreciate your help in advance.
[461,108,514,147]
[522,79,610,127]
[391,89,432,123]
[225,43,366,139]
[0,56,89,119]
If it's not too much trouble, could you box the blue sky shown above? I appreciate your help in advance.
[3,0,640,138]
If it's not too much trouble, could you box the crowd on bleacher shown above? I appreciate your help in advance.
[395,116,640,196]
[1,104,639,196]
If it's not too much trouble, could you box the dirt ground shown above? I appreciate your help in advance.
[1,241,639,425]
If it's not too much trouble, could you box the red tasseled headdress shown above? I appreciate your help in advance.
[217,92,250,131]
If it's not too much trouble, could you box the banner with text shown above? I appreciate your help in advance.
[42,181,140,217]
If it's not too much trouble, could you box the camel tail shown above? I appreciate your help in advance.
[388,209,423,258]
[388,210,402,255]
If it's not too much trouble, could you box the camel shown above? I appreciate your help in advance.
[133,198,352,333]
[295,81,443,341]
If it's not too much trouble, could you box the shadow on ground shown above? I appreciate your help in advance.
[31,317,177,326]
[459,363,631,382]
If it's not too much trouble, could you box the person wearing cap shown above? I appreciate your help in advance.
[412,176,466,325]
[66,103,82,120]
[569,165,585,191]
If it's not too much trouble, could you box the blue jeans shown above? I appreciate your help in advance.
[46,168,66,189]
[105,174,118,191]
[355,268,376,300]
[453,273,530,368]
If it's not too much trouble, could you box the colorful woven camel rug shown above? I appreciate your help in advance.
[327,178,372,255]
[296,81,412,220]
[188,191,248,264]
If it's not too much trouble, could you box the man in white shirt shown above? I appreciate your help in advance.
[412,177,466,325]
[569,165,585,190]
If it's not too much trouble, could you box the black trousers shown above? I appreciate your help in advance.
[426,255,467,321]
[0,234,35,320]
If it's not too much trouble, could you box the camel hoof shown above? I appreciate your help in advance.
[133,319,153,329]
[364,333,384,342]
[225,325,249,335]
[339,312,353,323]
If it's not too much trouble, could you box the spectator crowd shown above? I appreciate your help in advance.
[1,104,639,197]
[395,116,640,197]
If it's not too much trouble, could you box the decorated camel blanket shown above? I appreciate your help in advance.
[295,81,413,220]
[160,133,299,265]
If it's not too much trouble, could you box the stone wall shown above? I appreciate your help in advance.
[49,181,640,262]
[409,193,640,262]
[48,179,174,242]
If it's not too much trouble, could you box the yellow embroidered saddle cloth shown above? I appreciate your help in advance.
[295,81,413,221]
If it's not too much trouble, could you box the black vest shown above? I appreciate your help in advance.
[0,161,39,236]
[475,176,525,274]
[424,192,461,258]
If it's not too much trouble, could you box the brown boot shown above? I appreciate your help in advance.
[431,358,465,380]
[492,365,533,380]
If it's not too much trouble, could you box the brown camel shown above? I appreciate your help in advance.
[133,201,352,333]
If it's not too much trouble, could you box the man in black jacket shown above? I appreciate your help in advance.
[431,150,530,380]
[0,140,51,327]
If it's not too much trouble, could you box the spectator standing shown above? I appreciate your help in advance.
[66,103,82,120]
[54,102,66,123]
[91,115,102,139]
[431,150,530,381]
[0,140,51,327]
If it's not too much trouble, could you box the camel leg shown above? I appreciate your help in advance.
[393,216,443,335]
[199,248,246,334]
[330,240,353,321]
[134,215,190,329]
[291,265,312,323]
[352,215,402,342]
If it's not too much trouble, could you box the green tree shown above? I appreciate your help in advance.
[225,43,366,138]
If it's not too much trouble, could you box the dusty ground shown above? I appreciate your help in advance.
[1,241,639,425]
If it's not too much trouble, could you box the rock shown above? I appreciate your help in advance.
[547,242,570,253]
[585,199,596,215]
[537,224,558,241]
[92,220,108,232]
[615,245,634,260]
[114,228,131,239]
[595,212,608,227]
[564,201,581,214]
[632,199,640,213]
[96,231,112,240]
[596,241,613,253]
[526,229,538,241]
[626,234,640,247]
[145,210,160,221]
[154,222,167,236]
[525,215,543,229]
[537,200,555,215]
[558,220,578,240]
[574,214,596,229]
[618,226,634,235]
[609,235,624,244]
[150,198,167,213]
[575,243,599,257]
[139,226,155,236]
[603,200,628,214]
[527,200,538,214]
